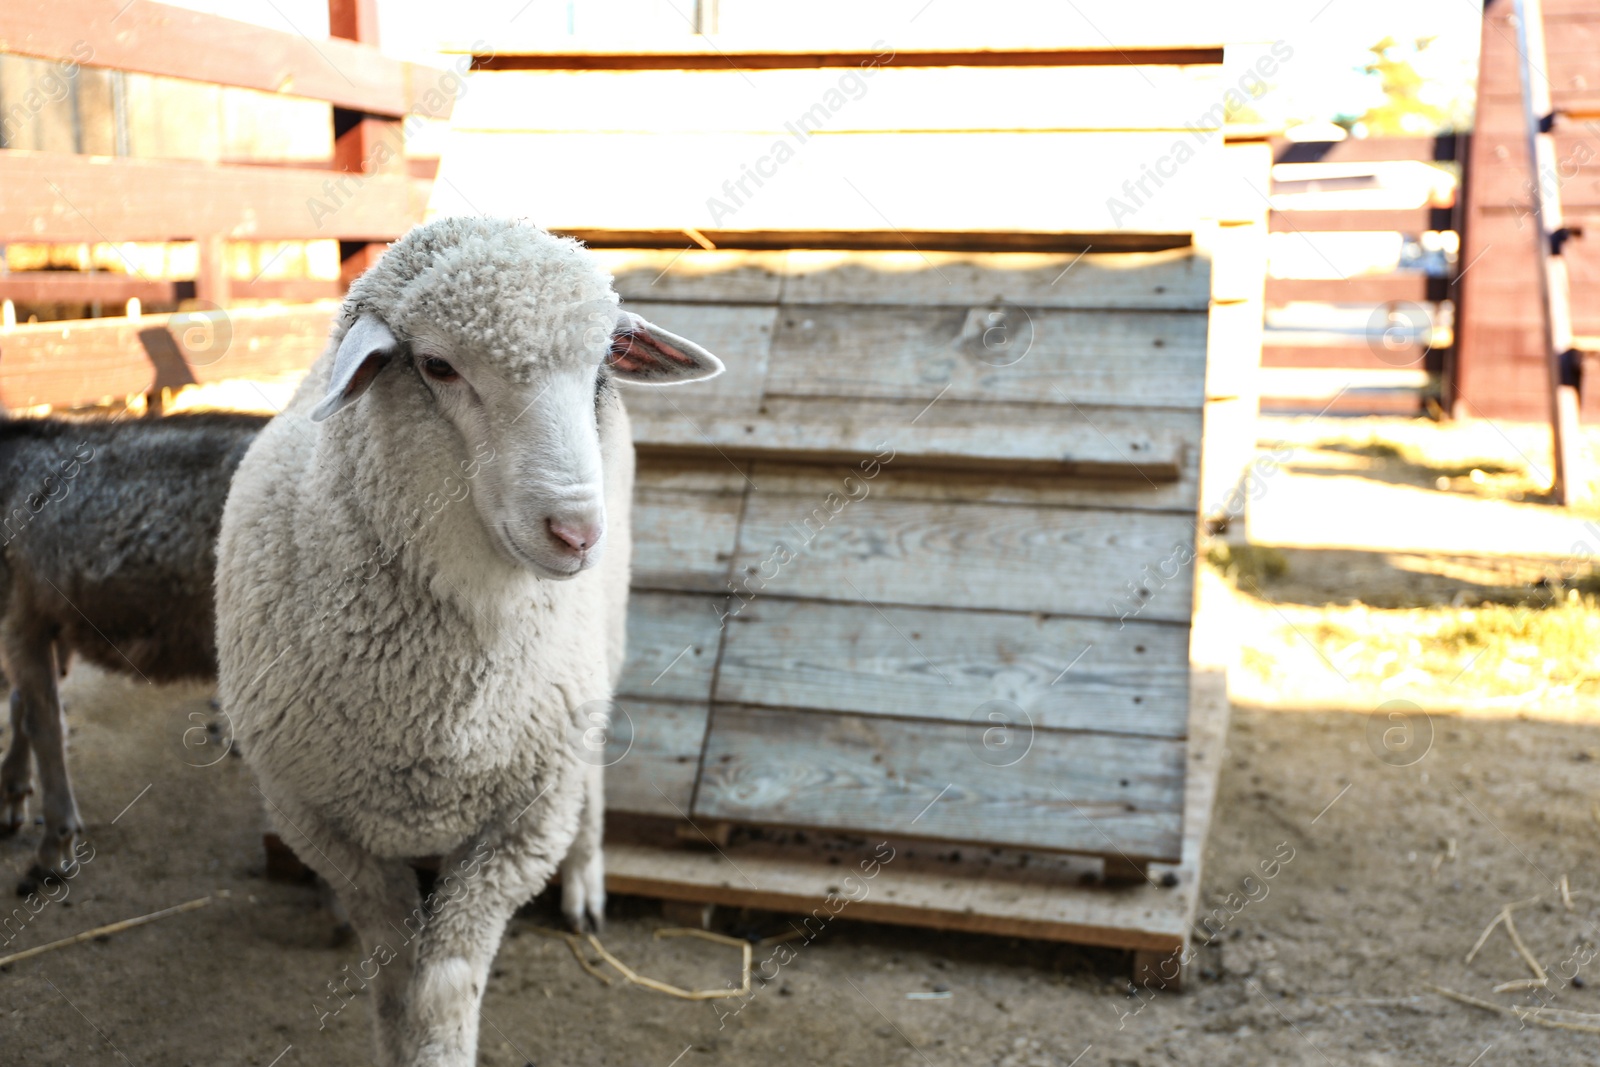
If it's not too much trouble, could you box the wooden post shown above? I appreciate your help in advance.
[1513,0,1583,505]
[194,233,231,307]
[329,0,402,290]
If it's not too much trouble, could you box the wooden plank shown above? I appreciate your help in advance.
[600,247,1210,309]
[629,485,745,594]
[779,248,1209,310]
[599,250,789,304]
[0,150,431,242]
[762,305,1207,409]
[693,706,1185,862]
[566,230,1190,254]
[1269,206,1455,233]
[1199,220,1268,303]
[716,599,1189,737]
[746,451,1203,514]
[613,303,776,417]
[433,131,1222,236]
[601,660,1228,956]
[445,15,1234,59]
[1266,275,1449,304]
[732,496,1197,622]
[0,273,179,305]
[454,67,1225,134]
[627,397,1190,480]
[0,0,458,119]
[617,592,723,703]
[603,700,708,817]
[1205,297,1263,401]
[0,302,337,409]
[1262,342,1433,371]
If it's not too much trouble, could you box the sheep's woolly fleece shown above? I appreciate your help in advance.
[214,217,631,861]
[344,217,618,385]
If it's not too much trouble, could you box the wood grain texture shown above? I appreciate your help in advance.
[0,150,431,242]
[629,486,745,594]
[763,305,1207,409]
[603,699,708,817]
[745,453,1202,514]
[617,592,724,703]
[600,667,1228,954]
[716,598,1190,737]
[731,495,1197,622]
[628,397,1189,479]
[598,249,789,303]
[596,247,1210,311]
[433,131,1221,235]
[0,0,454,118]
[779,248,1210,310]
[0,302,337,408]
[693,706,1185,861]
[453,66,1224,134]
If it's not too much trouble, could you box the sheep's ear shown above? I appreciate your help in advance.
[310,313,400,422]
[606,311,724,385]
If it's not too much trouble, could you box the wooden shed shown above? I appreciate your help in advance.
[437,23,1268,984]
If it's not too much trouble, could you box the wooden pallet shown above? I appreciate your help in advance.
[601,665,1228,989]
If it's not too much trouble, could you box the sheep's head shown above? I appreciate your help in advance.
[310,218,722,579]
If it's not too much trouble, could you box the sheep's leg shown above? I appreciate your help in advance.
[262,792,423,1067]
[406,828,570,1067]
[0,688,33,836]
[559,762,606,932]
[4,633,81,881]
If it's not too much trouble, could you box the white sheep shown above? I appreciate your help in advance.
[215,217,722,1067]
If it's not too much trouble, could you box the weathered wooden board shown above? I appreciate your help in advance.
[629,486,744,593]
[778,248,1210,310]
[616,592,723,703]
[454,66,1224,134]
[731,496,1197,622]
[433,131,1221,235]
[693,706,1185,862]
[762,305,1207,409]
[627,397,1190,479]
[600,247,1211,311]
[0,0,455,118]
[0,150,431,242]
[0,302,339,409]
[746,455,1203,514]
[603,699,708,817]
[601,250,790,303]
[716,598,1189,737]
[444,16,1233,57]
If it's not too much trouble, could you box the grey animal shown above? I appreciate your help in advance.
[0,412,267,888]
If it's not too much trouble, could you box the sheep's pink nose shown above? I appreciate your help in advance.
[548,518,603,554]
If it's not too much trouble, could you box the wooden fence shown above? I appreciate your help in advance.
[1261,134,1464,416]
[0,0,451,407]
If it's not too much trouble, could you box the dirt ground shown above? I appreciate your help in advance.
[3,418,1599,1067]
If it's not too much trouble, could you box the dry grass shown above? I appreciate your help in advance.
[1305,595,1600,699]
[1257,415,1600,512]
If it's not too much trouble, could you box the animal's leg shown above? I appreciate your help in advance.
[0,688,33,836]
[261,791,423,1067]
[4,632,81,881]
[406,831,568,1067]
[559,762,606,932]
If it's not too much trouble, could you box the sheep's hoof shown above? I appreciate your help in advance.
[15,864,60,898]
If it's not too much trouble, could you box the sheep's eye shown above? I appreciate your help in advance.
[421,357,459,383]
